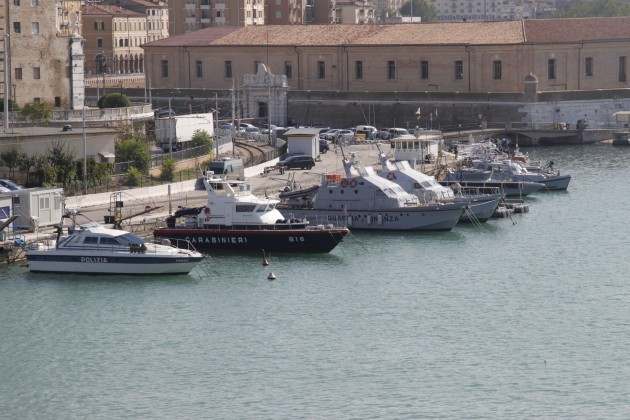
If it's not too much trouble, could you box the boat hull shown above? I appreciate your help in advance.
[279,204,465,231]
[439,180,544,197]
[154,227,349,253]
[460,195,504,223]
[26,252,203,274]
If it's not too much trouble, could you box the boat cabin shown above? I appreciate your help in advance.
[391,131,442,167]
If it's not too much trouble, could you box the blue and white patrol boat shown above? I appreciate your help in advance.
[26,210,203,275]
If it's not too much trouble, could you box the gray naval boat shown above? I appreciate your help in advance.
[374,149,504,223]
[277,152,467,231]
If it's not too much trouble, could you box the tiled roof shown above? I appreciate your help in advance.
[523,17,630,43]
[144,17,630,48]
[83,4,144,17]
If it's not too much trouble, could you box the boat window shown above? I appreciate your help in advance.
[256,205,265,212]
[236,204,257,212]
[119,232,145,245]
[268,203,276,210]
[83,236,98,244]
[100,237,121,245]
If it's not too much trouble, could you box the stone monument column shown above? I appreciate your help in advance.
[70,34,85,110]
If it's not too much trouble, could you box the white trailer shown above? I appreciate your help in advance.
[155,113,214,152]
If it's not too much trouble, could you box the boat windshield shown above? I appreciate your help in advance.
[117,232,146,245]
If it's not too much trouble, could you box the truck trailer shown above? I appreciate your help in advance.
[155,113,214,152]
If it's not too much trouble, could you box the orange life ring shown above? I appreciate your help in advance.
[204,207,210,214]
[349,179,358,188]
[341,179,349,187]
[387,172,396,181]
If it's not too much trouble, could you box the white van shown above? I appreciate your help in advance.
[355,125,378,140]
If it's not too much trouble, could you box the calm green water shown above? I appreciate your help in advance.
[1,144,629,419]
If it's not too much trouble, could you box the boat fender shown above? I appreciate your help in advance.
[341,179,349,187]
[349,179,358,188]
[204,207,210,214]
[387,172,396,181]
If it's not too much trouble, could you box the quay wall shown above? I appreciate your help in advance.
[97,88,630,132]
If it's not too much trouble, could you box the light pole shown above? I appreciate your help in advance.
[83,108,87,195]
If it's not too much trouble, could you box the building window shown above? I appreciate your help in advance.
[33,67,41,80]
[547,59,556,80]
[13,0,19,5]
[317,61,325,79]
[54,97,61,107]
[355,60,363,80]
[32,22,39,34]
[161,60,168,78]
[195,60,203,78]
[15,68,22,80]
[421,60,429,79]
[455,60,463,79]
[585,57,593,77]
[31,0,38,5]
[387,61,396,80]
[13,22,21,33]
[34,98,41,103]
[493,60,502,80]
[97,38,103,48]
[225,61,232,78]
[284,60,292,79]
[275,11,281,18]
[619,56,627,82]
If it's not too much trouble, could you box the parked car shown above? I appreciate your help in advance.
[0,179,25,190]
[276,155,315,170]
[319,139,330,154]
[320,129,341,140]
[379,127,410,140]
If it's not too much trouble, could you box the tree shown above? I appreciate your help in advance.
[399,0,437,22]
[20,102,53,125]
[126,166,142,187]
[555,0,630,17]
[98,92,131,109]
[31,141,77,188]
[115,138,152,174]
[0,145,27,178]
[191,129,213,153]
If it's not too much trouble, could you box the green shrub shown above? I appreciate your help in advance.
[98,93,131,109]
[126,166,142,187]
[160,156,176,182]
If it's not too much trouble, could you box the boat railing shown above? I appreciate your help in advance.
[154,237,199,253]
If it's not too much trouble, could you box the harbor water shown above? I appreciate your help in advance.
[1,144,629,418]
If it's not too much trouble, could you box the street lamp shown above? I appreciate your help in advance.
[11,84,16,104]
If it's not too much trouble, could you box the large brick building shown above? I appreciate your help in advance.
[142,17,630,94]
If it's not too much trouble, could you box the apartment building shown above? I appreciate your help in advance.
[1,0,84,109]
[82,4,147,76]
[169,0,264,36]
[143,17,630,95]
[99,0,169,43]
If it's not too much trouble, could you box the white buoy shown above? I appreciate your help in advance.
[267,272,276,280]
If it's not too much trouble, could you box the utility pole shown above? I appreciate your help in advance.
[168,97,173,156]
[3,35,9,133]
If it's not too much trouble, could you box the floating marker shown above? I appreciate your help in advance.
[267,272,276,280]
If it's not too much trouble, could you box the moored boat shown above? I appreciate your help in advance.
[277,152,466,231]
[153,172,349,253]
[26,210,203,275]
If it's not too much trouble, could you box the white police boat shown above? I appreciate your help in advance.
[26,211,204,275]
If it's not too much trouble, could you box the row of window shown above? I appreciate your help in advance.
[13,0,39,5]
[13,22,39,34]
[159,57,630,83]
[14,67,41,80]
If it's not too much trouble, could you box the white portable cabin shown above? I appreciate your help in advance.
[9,188,65,232]
[391,131,443,168]
[283,128,319,158]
